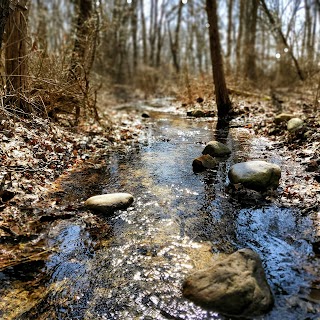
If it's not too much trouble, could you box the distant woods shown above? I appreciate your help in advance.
[91,0,320,85]
[0,0,319,121]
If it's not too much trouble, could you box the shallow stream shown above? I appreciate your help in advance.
[0,100,319,319]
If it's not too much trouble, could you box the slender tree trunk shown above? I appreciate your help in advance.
[155,0,167,68]
[69,0,93,79]
[5,0,29,110]
[36,0,48,52]
[196,27,204,74]
[236,0,245,76]
[304,0,313,61]
[244,0,259,81]
[310,5,317,62]
[87,0,99,73]
[186,1,196,72]
[68,0,94,124]
[226,0,234,72]
[0,0,10,50]
[149,0,158,66]
[140,0,148,65]
[260,0,305,81]
[206,0,232,119]
[131,0,138,71]
[168,0,183,73]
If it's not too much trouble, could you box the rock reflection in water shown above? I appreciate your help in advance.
[0,106,319,319]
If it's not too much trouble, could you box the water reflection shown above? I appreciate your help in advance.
[1,104,319,319]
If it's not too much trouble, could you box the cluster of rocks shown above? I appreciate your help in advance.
[83,141,282,318]
[188,141,281,316]
[193,141,281,192]
[192,141,231,172]
[274,113,304,133]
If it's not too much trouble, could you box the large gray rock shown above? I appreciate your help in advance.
[287,117,304,132]
[202,141,231,157]
[84,193,134,214]
[192,154,217,172]
[228,160,281,191]
[183,249,274,317]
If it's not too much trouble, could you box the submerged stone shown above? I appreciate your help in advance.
[202,141,231,157]
[287,118,304,132]
[183,249,274,317]
[84,193,134,214]
[192,154,217,172]
[228,160,281,191]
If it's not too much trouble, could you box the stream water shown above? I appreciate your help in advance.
[0,100,319,319]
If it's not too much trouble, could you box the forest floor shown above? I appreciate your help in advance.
[0,83,319,271]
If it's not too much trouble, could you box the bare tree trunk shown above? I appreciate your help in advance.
[86,0,99,73]
[149,0,158,66]
[195,27,204,74]
[310,4,317,62]
[186,1,196,72]
[36,0,48,52]
[0,0,10,50]
[260,0,305,81]
[140,0,148,65]
[206,0,232,119]
[5,0,29,111]
[69,0,93,79]
[243,0,259,81]
[304,0,313,61]
[131,0,138,71]
[168,0,183,73]
[226,0,234,72]
[155,0,167,68]
[68,0,94,124]
[236,0,245,76]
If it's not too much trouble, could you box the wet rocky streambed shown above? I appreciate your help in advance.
[0,101,319,319]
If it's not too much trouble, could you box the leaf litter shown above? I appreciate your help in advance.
[0,110,148,271]
[0,90,319,316]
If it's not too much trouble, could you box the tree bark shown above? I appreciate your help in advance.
[0,0,10,50]
[5,0,29,110]
[206,0,232,119]
[236,0,245,76]
[69,0,93,79]
[243,0,259,81]
[36,0,48,52]
[226,0,234,72]
[130,0,138,71]
[140,0,148,65]
[149,0,158,66]
[168,0,183,73]
[155,0,167,68]
[68,0,94,124]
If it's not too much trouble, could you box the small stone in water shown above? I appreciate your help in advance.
[84,193,134,214]
[228,160,281,191]
[202,141,231,157]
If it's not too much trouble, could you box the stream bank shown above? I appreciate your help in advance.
[0,99,319,319]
